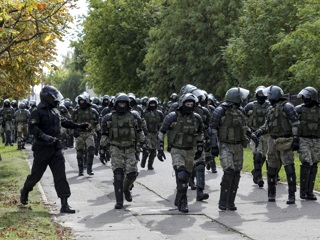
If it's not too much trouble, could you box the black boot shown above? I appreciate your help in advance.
[285,164,296,204]
[228,172,241,211]
[195,164,209,201]
[20,187,29,205]
[147,150,156,170]
[307,164,318,200]
[140,155,147,168]
[87,164,94,175]
[188,166,196,190]
[219,169,234,210]
[267,167,277,202]
[210,158,217,173]
[78,165,84,176]
[60,197,76,213]
[123,172,137,202]
[300,163,311,199]
[87,147,94,175]
[252,153,264,187]
[174,167,189,213]
[114,170,124,209]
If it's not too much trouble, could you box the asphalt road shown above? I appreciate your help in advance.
[26,146,320,240]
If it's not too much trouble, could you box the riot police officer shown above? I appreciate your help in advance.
[255,86,300,204]
[244,86,271,187]
[295,87,320,201]
[157,93,204,213]
[13,102,30,150]
[0,99,15,146]
[101,93,148,209]
[20,85,90,213]
[211,87,258,211]
[141,97,164,170]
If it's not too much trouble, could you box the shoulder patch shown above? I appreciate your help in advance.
[30,119,37,124]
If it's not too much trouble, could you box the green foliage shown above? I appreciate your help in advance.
[82,0,152,96]
[144,0,243,99]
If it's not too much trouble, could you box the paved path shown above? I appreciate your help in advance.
[26,147,320,240]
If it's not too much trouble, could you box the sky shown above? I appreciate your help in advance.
[54,0,88,65]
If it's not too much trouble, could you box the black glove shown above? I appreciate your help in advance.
[204,138,211,152]
[99,158,106,165]
[140,141,149,153]
[251,133,259,148]
[78,122,91,130]
[254,129,263,138]
[291,137,300,151]
[157,150,166,162]
[211,146,219,157]
[73,131,80,138]
[194,150,202,160]
[39,132,56,143]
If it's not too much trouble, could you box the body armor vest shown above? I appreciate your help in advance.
[218,107,247,143]
[248,101,268,129]
[74,108,97,129]
[299,105,320,138]
[109,112,137,143]
[15,110,28,123]
[3,107,14,121]
[144,110,161,133]
[167,112,199,148]
[267,101,292,136]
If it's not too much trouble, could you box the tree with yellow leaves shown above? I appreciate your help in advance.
[0,0,75,99]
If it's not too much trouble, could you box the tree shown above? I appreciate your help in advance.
[223,0,301,93]
[143,0,243,99]
[82,0,153,96]
[0,0,74,98]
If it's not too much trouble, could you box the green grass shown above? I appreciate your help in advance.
[0,144,73,239]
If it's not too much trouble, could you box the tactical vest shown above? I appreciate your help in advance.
[217,107,247,143]
[266,101,292,136]
[3,107,14,121]
[15,110,28,123]
[167,112,199,148]
[109,112,137,143]
[195,106,208,127]
[299,105,320,138]
[74,108,97,129]
[144,110,161,133]
[248,101,268,129]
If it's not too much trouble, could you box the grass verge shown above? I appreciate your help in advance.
[0,144,73,239]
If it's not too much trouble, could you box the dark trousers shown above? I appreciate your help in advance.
[23,143,71,198]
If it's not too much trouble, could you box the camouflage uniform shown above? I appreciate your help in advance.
[244,95,271,187]
[13,102,30,150]
[0,99,15,146]
[211,87,255,211]
[295,86,320,201]
[141,98,164,170]
[101,93,147,209]
[158,93,204,213]
[256,86,300,204]
[72,96,99,176]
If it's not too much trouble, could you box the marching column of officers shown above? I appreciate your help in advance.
[0,83,318,214]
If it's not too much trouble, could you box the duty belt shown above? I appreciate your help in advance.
[110,144,135,150]
[270,134,292,139]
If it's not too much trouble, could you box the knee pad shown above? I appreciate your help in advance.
[267,166,278,176]
[149,149,156,159]
[177,166,190,183]
[302,162,311,167]
[126,172,138,180]
[225,168,235,176]
[195,163,205,172]
[284,164,295,175]
[88,146,95,157]
[114,168,124,181]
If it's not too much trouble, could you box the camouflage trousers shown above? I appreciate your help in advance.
[146,132,157,150]
[298,137,320,165]
[170,147,196,173]
[75,131,95,151]
[219,142,244,172]
[250,134,269,157]
[4,121,13,132]
[267,137,294,168]
[110,145,138,174]
[16,122,28,141]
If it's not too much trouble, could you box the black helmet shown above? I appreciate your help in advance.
[18,102,26,109]
[178,93,198,109]
[225,87,250,104]
[11,100,17,108]
[147,97,158,110]
[115,93,130,113]
[3,99,11,107]
[179,84,197,96]
[29,100,36,108]
[40,86,63,106]
[77,94,91,104]
[59,105,68,114]
[92,97,101,105]
[297,86,318,102]
[63,99,72,108]
[263,85,283,101]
